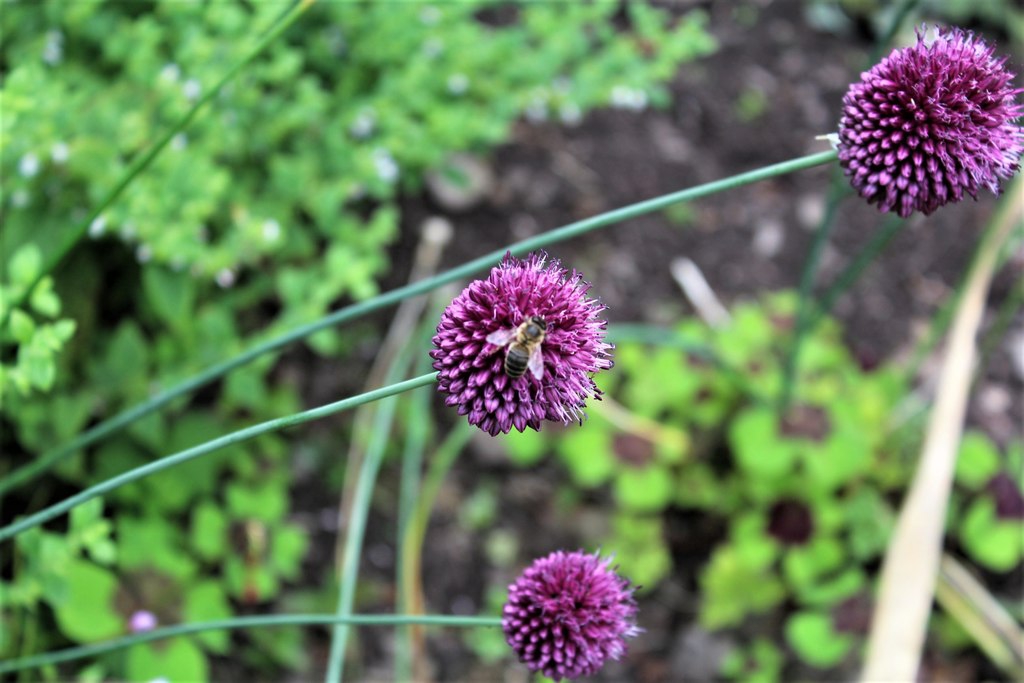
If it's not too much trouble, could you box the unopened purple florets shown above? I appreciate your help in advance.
[502,550,640,681]
[430,252,613,436]
[838,26,1023,217]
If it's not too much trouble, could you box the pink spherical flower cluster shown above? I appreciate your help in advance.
[502,550,641,681]
[430,252,613,436]
[838,26,1023,217]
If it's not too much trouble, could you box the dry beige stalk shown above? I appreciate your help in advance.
[861,184,1022,681]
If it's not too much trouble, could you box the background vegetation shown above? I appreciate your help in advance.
[1,1,1021,681]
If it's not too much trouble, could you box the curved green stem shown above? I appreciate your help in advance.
[0,0,316,331]
[0,373,437,543]
[395,352,435,682]
[0,613,501,675]
[807,215,907,328]
[778,181,846,409]
[325,377,405,682]
[399,423,475,679]
[0,150,837,497]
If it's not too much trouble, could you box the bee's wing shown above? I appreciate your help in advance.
[527,344,544,380]
[486,328,517,347]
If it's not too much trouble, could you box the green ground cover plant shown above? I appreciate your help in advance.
[1,1,1021,681]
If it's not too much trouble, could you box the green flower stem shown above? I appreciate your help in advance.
[778,181,846,409]
[400,423,475,679]
[0,150,837,497]
[807,215,907,328]
[325,377,405,683]
[395,354,435,683]
[0,373,436,544]
[0,613,501,675]
[0,0,316,331]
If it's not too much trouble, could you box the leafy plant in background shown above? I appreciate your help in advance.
[504,288,1024,679]
[0,1,716,679]
[950,432,1024,574]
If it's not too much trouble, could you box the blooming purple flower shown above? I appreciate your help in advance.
[838,26,1023,218]
[502,550,641,681]
[430,252,613,436]
[128,609,158,633]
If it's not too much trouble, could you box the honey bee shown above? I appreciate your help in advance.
[486,316,547,380]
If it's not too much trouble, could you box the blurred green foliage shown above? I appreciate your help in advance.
[0,1,715,678]
[504,293,1024,679]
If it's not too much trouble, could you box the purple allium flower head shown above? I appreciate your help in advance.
[430,252,613,436]
[502,550,641,681]
[838,26,1023,217]
[128,609,158,633]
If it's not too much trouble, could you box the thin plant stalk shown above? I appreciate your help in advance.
[807,215,908,328]
[861,190,1021,681]
[324,384,403,683]
[777,0,919,408]
[0,373,437,543]
[400,423,475,681]
[0,0,317,329]
[0,150,838,497]
[936,553,1024,679]
[394,360,434,683]
[395,313,450,682]
[778,181,846,409]
[0,614,501,675]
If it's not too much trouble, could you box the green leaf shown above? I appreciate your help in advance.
[271,523,308,580]
[9,308,35,342]
[226,479,287,522]
[143,266,196,331]
[118,515,197,581]
[729,406,796,480]
[700,543,785,629]
[783,537,844,588]
[558,427,615,488]
[29,278,61,317]
[19,341,55,390]
[183,581,232,653]
[959,498,1024,572]
[191,500,228,562]
[720,638,783,683]
[796,568,866,607]
[52,560,122,643]
[785,610,854,668]
[51,318,77,342]
[955,431,1001,490]
[614,465,673,512]
[607,514,672,589]
[8,243,42,286]
[125,638,208,683]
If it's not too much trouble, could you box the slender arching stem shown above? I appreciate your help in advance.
[0,613,502,675]
[0,373,437,543]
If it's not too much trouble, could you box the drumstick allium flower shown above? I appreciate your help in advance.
[430,252,613,436]
[838,26,1023,217]
[502,550,641,681]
